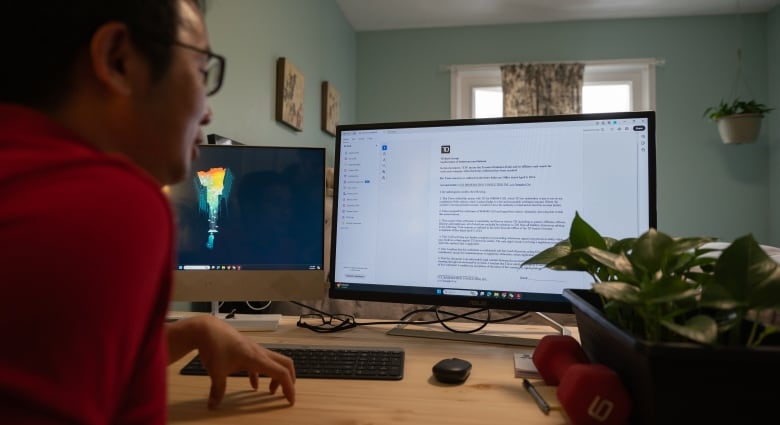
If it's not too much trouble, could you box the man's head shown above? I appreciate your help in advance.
[1,0,221,186]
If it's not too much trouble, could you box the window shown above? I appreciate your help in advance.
[473,87,503,118]
[582,84,631,113]
[450,60,657,119]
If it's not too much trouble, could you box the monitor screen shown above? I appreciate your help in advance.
[329,111,656,313]
[167,144,327,302]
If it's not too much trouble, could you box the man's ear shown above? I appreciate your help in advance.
[88,22,145,96]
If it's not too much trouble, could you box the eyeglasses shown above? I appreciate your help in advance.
[296,313,357,333]
[171,41,226,96]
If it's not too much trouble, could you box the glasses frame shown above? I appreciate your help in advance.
[296,313,357,333]
[171,41,226,96]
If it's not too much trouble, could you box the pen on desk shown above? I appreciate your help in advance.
[523,378,550,415]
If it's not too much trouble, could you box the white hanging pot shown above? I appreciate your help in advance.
[716,113,763,144]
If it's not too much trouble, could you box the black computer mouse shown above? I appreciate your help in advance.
[432,358,472,383]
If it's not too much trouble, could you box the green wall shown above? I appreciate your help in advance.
[354,14,776,245]
[204,0,356,167]
[770,6,780,246]
[200,1,778,246]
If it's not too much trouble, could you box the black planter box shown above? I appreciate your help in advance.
[563,288,780,425]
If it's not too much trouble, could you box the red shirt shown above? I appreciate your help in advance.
[0,104,173,424]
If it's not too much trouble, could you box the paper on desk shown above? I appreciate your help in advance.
[514,352,541,379]
[702,242,780,262]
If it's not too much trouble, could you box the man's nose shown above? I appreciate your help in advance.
[200,104,213,126]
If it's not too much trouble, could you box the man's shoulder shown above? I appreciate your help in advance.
[2,134,171,230]
[0,105,173,238]
[9,142,165,206]
[0,106,161,197]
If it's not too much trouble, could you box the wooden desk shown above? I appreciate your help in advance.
[167,316,573,425]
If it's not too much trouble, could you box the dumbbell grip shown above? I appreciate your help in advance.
[532,335,589,385]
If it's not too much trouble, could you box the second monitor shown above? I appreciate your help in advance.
[166,144,327,326]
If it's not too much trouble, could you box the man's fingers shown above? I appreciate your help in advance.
[245,351,296,405]
[266,349,296,381]
[267,378,295,405]
[208,375,227,409]
[280,379,295,405]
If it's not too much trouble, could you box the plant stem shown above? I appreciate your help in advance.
[747,316,760,347]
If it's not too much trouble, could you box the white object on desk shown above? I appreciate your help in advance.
[165,313,282,331]
[702,242,780,261]
[514,351,541,378]
[219,313,282,331]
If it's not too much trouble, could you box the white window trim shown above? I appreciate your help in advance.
[451,66,501,119]
[449,59,660,119]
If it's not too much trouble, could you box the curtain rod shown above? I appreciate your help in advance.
[440,57,666,72]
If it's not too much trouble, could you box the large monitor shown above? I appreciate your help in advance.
[329,111,656,333]
[166,144,328,326]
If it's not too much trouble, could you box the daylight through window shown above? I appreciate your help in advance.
[453,60,657,119]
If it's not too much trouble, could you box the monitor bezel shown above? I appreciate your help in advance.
[327,111,657,314]
[170,143,329,303]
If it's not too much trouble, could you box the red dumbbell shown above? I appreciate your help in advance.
[531,335,632,425]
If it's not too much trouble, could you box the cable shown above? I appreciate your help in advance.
[289,301,531,333]
[436,306,490,334]
[244,300,273,311]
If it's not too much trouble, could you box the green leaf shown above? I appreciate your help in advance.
[638,276,699,304]
[699,283,744,310]
[521,242,571,267]
[665,240,719,279]
[578,246,634,278]
[592,282,641,303]
[662,315,718,344]
[671,236,718,253]
[754,323,780,346]
[703,98,774,120]
[714,235,777,304]
[747,266,780,310]
[569,212,607,250]
[629,228,674,277]
[683,269,717,287]
[608,237,636,254]
[544,251,597,272]
[679,255,719,271]
[543,250,618,282]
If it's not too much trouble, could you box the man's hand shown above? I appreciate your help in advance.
[166,315,296,407]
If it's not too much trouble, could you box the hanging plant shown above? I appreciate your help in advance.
[703,98,774,144]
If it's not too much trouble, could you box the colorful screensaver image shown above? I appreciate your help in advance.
[195,167,234,249]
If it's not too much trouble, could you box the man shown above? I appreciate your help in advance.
[0,1,296,423]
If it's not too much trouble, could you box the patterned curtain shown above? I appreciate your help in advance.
[500,63,585,116]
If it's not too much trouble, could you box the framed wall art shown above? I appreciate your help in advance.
[321,81,340,136]
[275,57,304,131]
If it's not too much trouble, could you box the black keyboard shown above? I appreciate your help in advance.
[180,344,405,380]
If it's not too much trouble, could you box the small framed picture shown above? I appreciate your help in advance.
[321,81,340,136]
[275,57,304,131]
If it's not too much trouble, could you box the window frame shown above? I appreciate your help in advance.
[450,59,658,119]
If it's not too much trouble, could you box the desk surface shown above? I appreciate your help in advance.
[167,316,574,425]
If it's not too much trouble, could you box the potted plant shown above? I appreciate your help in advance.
[522,212,780,424]
[703,98,773,144]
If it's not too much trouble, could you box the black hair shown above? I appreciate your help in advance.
[0,0,207,109]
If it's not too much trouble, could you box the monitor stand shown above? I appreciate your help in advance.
[209,301,282,332]
[385,310,570,347]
